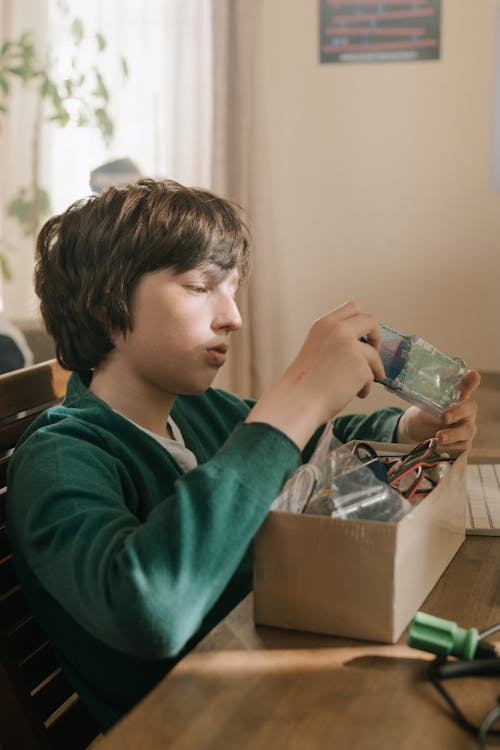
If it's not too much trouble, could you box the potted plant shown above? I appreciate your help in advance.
[0,2,127,278]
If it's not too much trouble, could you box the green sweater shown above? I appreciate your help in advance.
[7,372,402,730]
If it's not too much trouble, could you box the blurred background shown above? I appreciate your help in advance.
[0,0,499,426]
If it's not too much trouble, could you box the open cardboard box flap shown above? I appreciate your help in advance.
[253,443,467,643]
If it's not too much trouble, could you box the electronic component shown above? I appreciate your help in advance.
[375,324,466,417]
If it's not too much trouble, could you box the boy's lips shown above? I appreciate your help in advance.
[205,343,228,367]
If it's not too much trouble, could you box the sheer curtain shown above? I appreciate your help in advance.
[0,0,49,320]
[210,0,259,397]
[47,0,213,214]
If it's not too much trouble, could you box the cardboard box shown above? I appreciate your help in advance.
[253,443,467,643]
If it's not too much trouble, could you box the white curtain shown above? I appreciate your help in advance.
[210,0,259,398]
[0,0,49,320]
[46,0,213,214]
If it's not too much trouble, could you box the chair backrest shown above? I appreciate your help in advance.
[0,360,100,750]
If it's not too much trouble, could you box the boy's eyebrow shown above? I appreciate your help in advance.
[189,265,240,287]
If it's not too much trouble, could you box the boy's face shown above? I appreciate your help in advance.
[110,265,242,397]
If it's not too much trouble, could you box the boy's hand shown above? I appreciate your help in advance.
[281,300,385,409]
[396,370,481,451]
[247,301,385,449]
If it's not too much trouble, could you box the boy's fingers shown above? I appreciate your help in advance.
[361,340,385,382]
[438,431,477,449]
[323,302,381,347]
[437,372,480,450]
[357,382,372,399]
[326,299,362,319]
[362,325,382,351]
[460,369,481,400]
[443,398,478,426]
[354,342,385,399]
[437,411,478,447]
[315,305,383,375]
[439,404,476,439]
[437,439,472,452]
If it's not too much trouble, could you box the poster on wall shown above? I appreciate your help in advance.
[320,1,441,64]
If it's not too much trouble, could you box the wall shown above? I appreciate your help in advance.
[250,0,500,410]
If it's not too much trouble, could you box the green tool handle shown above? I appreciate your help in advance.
[408,611,489,660]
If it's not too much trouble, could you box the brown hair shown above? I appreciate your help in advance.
[35,178,251,370]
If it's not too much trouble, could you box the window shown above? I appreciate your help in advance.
[46,0,213,212]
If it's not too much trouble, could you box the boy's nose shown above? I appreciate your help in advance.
[212,296,242,333]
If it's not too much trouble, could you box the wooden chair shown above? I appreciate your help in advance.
[0,360,101,750]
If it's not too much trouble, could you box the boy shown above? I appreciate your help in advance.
[7,179,479,731]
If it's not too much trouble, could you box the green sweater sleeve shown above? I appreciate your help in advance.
[299,407,403,462]
[7,420,299,662]
[241,398,403,458]
[333,406,403,443]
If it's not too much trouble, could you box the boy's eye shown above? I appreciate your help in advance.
[187,285,208,294]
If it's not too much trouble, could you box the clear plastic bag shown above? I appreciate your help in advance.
[302,432,410,522]
[271,423,411,523]
[304,467,409,522]
[270,463,322,514]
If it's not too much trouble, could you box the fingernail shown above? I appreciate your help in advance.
[438,432,448,444]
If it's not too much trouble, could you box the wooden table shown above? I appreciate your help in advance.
[97,534,500,750]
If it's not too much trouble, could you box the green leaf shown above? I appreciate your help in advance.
[0,76,9,94]
[71,18,84,44]
[7,188,32,227]
[0,41,12,56]
[7,186,51,236]
[19,31,33,46]
[92,70,109,102]
[94,107,113,144]
[49,108,70,126]
[38,187,51,216]
[0,253,12,281]
[95,33,106,52]
[120,56,129,78]
[7,65,27,77]
[39,75,50,97]
[21,42,36,62]
[46,81,63,109]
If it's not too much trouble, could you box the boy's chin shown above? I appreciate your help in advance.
[177,374,218,396]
